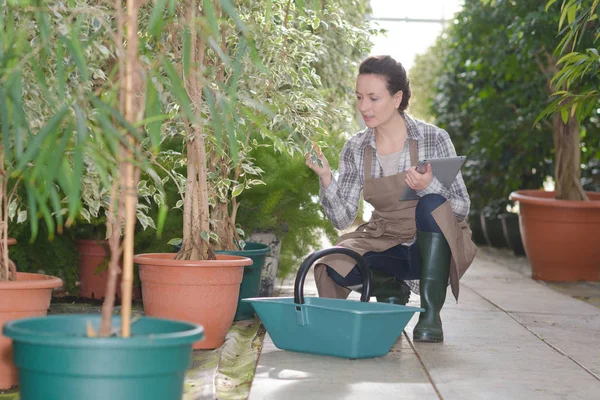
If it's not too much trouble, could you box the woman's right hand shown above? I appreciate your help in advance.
[305,148,332,182]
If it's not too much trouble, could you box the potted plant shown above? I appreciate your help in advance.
[72,158,158,300]
[2,2,201,398]
[510,0,600,281]
[135,0,354,344]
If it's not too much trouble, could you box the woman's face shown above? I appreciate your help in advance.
[355,74,402,128]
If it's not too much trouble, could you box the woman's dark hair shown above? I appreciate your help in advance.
[359,55,411,113]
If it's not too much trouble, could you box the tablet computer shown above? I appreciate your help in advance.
[400,156,467,201]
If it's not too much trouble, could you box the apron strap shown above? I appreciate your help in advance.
[408,138,418,167]
[364,146,374,181]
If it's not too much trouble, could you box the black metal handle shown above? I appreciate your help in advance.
[294,247,371,304]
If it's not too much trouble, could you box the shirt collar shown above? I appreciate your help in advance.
[359,113,424,150]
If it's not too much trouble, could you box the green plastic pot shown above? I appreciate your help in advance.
[499,213,526,256]
[216,242,270,320]
[2,315,203,400]
[480,213,508,248]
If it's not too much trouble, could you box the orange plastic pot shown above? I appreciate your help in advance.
[509,190,600,281]
[76,240,118,300]
[0,272,63,389]
[76,240,142,301]
[133,253,252,349]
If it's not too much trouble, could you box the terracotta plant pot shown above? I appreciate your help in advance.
[76,240,141,301]
[0,272,63,389]
[133,253,252,350]
[509,190,600,281]
[76,240,117,300]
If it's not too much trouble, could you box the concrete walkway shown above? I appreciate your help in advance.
[249,247,600,399]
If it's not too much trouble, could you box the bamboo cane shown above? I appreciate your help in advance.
[120,0,139,338]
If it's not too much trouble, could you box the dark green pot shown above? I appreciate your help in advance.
[2,315,203,400]
[499,213,526,256]
[480,213,508,248]
[468,211,487,245]
[216,242,270,320]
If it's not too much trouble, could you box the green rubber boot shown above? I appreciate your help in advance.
[351,269,411,305]
[413,231,451,343]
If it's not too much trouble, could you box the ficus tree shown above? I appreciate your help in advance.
[0,1,121,283]
[537,0,600,201]
[152,0,373,261]
[432,0,599,215]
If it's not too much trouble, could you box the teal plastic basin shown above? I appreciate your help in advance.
[216,242,270,320]
[3,315,203,400]
[243,296,422,358]
[243,247,423,359]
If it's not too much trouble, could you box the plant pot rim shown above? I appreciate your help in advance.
[0,272,62,290]
[509,190,600,209]
[75,238,109,244]
[134,252,253,267]
[215,241,271,257]
[2,314,204,348]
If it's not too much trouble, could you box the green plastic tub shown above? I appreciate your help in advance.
[216,242,270,320]
[3,315,203,400]
[243,247,423,359]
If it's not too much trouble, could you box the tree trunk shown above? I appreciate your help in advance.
[175,0,215,261]
[176,133,215,261]
[211,200,239,251]
[0,149,16,282]
[552,114,589,201]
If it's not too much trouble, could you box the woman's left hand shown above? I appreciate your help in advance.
[405,164,433,191]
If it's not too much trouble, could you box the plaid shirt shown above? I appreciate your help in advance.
[320,114,471,231]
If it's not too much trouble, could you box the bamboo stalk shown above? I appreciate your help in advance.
[119,0,139,338]
[0,149,8,282]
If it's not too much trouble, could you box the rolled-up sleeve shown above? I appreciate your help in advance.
[319,143,363,230]
[416,130,470,220]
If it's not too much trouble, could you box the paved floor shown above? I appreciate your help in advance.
[249,246,600,400]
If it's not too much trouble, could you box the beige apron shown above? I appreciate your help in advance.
[314,139,477,301]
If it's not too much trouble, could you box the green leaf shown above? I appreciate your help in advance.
[567,3,576,25]
[265,0,272,22]
[15,106,69,172]
[231,183,244,197]
[144,78,163,154]
[60,29,89,82]
[89,96,144,143]
[162,58,194,122]
[203,0,220,37]
[219,0,249,35]
[67,105,88,223]
[156,204,168,236]
[546,0,560,12]
[200,231,210,242]
[48,184,64,231]
[25,185,39,242]
[30,59,52,108]
[168,238,182,246]
[297,0,305,15]
[34,10,51,41]
[0,89,12,165]
[561,107,569,123]
[148,0,168,38]
[56,42,66,99]
[204,87,222,150]
[183,28,191,76]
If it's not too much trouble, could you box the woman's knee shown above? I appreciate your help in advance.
[416,194,446,232]
[326,265,362,287]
